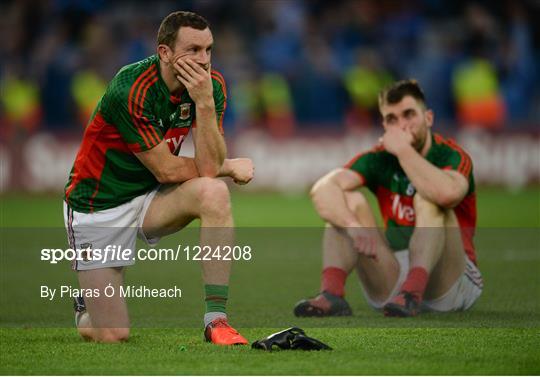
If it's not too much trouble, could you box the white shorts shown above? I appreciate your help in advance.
[63,187,160,271]
[364,250,483,312]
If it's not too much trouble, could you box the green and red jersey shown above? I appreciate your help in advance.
[64,54,227,213]
[346,133,477,264]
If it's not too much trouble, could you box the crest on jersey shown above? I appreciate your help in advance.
[179,103,191,120]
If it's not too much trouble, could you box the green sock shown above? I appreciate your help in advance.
[204,284,228,313]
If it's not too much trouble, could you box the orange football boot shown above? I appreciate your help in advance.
[204,318,248,345]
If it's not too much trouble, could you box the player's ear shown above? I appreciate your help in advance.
[425,109,434,128]
[380,112,391,131]
[157,44,173,63]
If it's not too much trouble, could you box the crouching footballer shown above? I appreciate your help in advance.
[295,80,483,318]
[63,11,253,344]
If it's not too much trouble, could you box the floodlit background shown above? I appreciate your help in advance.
[0,0,539,193]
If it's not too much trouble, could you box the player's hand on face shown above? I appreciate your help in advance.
[229,158,254,185]
[346,226,378,260]
[380,127,413,156]
[173,58,213,105]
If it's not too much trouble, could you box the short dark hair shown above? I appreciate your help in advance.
[157,11,210,48]
[378,79,427,108]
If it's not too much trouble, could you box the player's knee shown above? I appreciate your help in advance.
[413,194,445,229]
[197,178,231,214]
[77,326,93,341]
[95,327,129,343]
[413,193,442,216]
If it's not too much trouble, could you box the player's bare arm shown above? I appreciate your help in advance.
[311,168,363,227]
[175,57,226,177]
[382,127,469,208]
[311,169,377,258]
[135,141,200,183]
[135,142,253,185]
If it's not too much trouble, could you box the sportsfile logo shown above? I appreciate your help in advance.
[40,244,254,264]
[40,245,131,264]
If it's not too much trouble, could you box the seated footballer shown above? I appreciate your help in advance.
[294,79,483,317]
[64,11,253,343]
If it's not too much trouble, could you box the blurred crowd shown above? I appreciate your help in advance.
[1,0,538,139]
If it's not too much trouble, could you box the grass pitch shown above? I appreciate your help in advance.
[1,187,539,375]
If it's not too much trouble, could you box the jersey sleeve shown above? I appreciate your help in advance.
[192,70,227,135]
[106,69,164,153]
[344,150,378,189]
[439,140,473,180]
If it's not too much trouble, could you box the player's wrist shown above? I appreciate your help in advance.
[396,143,416,159]
[218,159,233,177]
[194,97,215,110]
[344,219,362,228]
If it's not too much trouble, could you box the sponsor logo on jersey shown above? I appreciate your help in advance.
[391,194,415,224]
[173,121,192,128]
[179,103,191,120]
[165,135,185,155]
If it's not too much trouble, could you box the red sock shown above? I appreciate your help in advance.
[321,267,347,297]
[400,267,429,301]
